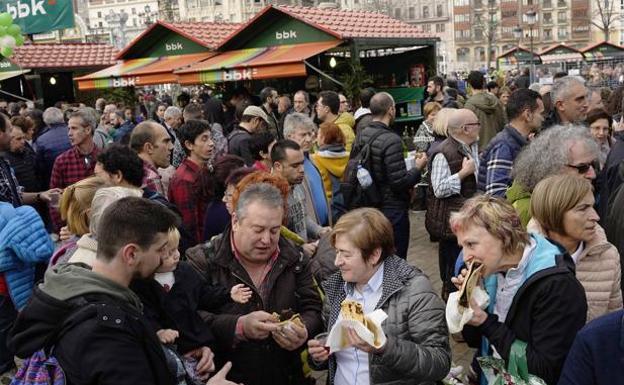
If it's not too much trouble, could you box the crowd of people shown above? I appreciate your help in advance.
[0,68,623,385]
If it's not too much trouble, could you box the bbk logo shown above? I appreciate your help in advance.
[112,77,137,87]
[6,0,47,19]
[166,42,183,51]
[0,61,10,68]
[222,68,257,81]
[275,30,297,40]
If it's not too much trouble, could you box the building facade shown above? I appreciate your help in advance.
[86,0,159,47]
[452,0,592,71]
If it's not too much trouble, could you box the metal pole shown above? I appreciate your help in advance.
[529,27,534,84]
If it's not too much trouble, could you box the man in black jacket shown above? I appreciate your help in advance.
[351,92,427,258]
[9,197,237,385]
[227,106,268,166]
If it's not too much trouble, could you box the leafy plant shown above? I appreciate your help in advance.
[336,58,373,105]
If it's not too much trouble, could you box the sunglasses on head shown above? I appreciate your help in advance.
[567,160,599,174]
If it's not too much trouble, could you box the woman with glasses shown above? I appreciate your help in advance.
[529,174,622,322]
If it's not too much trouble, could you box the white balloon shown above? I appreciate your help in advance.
[2,35,16,48]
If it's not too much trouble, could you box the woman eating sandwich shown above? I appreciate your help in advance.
[307,208,451,385]
[450,195,587,385]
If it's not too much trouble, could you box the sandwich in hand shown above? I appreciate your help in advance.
[340,300,381,347]
[272,309,305,330]
[458,261,484,309]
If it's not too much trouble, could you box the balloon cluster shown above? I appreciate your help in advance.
[0,13,24,58]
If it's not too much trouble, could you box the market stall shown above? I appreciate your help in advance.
[496,46,541,70]
[539,44,584,72]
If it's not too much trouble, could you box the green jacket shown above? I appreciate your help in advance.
[465,92,506,149]
[507,180,532,228]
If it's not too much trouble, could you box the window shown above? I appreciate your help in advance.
[454,13,470,22]
[395,8,401,18]
[558,28,568,39]
[557,11,566,22]
[543,12,552,23]
[436,4,443,16]
[97,11,101,17]
[474,0,483,7]
[457,47,470,61]
[423,6,429,18]
[455,29,471,39]
[557,0,566,6]
[474,28,484,39]
[98,21,103,27]
[543,0,552,7]
[408,6,415,19]
[455,0,469,6]
[131,7,135,14]
[502,10,517,18]
[133,18,137,26]
[475,47,486,61]
[423,24,431,32]
[436,23,446,32]
[544,28,552,39]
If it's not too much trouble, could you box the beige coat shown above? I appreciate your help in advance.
[68,234,98,267]
[528,219,623,322]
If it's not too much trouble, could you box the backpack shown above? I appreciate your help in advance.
[328,173,347,223]
[11,303,97,385]
[340,129,386,210]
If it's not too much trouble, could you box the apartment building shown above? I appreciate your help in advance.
[452,0,592,71]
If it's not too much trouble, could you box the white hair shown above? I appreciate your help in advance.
[42,107,65,125]
[164,106,182,120]
[89,187,143,236]
[283,112,316,138]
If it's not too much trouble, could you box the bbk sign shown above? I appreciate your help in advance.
[222,68,258,81]
[166,42,184,52]
[1,0,75,34]
[111,77,139,87]
[275,30,298,41]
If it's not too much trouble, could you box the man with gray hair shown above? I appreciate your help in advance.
[283,112,329,226]
[93,103,117,150]
[425,108,480,299]
[185,181,322,385]
[34,107,71,187]
[508,124,599,226]
[49,109,100,231]
[544,76,590,128]
[163,106,185,167]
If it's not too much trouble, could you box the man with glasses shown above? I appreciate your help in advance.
[426,108,480,300]
[316,90,355,151]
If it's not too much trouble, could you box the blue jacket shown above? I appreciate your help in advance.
[477,125,528,197]
[34,123,71,188]
[558,310,624,385]
[0,202,54,310]
[112,120,136,143]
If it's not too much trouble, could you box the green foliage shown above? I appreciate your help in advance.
[336,58,373,104]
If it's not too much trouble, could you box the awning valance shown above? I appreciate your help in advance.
[540,52,583,64]
[0,69,29,82]
[175,40,341,84]
[76,52,215,90]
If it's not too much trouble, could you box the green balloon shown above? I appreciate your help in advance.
[0,26,7,36]
[1,46,13,58]
[7,24,20,36]
[14,34,23,46]
[0,13,12,28]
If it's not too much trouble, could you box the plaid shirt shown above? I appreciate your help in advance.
[168,158,206,244]
[49,145,99,231]
[34,123,71,188]
[430,139,479,198]
[0,156,22,207]
[142,160,165,195]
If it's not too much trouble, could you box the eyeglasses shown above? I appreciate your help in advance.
[463,122,481,127]
[567,161,598,174]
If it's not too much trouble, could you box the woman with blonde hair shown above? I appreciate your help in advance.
[529,174,622,322]
[426,107,453,158]
[50,176,107,265]
[450,195,586,385]
[414,102,442,153]
[308,207,451,385]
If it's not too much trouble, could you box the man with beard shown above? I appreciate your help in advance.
[425,76,459,109]
[168,120,215,245]
[259,87,280,138]
[111,110,136,144]
[350,92,426,259]
[8,197,239,385]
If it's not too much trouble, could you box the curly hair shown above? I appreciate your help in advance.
[96,144,145,187]
[512,124,599,192]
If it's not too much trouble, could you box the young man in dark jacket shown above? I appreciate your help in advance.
[351,92,427,259]
[9,198,233,385]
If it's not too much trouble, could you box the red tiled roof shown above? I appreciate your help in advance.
[12,43,118,69]
[277,5,430,39]
[166,21,242,49]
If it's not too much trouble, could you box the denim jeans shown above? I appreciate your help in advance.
[0,295,16,374]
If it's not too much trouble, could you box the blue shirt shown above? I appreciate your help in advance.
[334,263,385,385]
[34,123,71,188]
[304,155,329,226]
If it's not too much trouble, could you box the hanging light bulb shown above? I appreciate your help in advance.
[49,76,57,85]
[329,57,337,68]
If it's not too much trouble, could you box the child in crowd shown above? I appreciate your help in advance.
[131,227,252,354]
